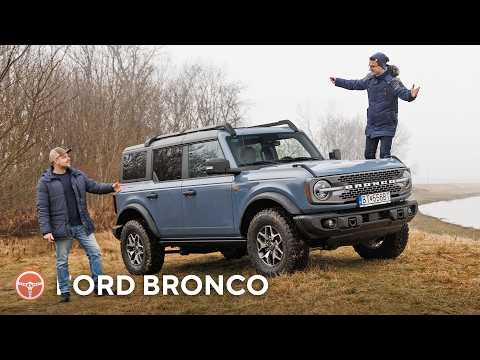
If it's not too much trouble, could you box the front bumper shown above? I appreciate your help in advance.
[293,200,418,249]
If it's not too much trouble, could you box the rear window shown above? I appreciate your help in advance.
[122,151,147,181]
[152,146,183,182]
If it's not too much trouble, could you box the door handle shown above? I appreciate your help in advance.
[146,193,158,199]
[182,190,197,197]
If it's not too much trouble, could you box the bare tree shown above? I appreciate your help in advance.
[0,46,70,204]
[0,45,248,236]
[155,62,245,135]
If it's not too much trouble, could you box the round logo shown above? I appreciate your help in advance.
[15,271,45,300]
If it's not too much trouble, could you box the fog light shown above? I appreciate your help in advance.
[322,218,337,229]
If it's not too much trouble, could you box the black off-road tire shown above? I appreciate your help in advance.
[247,208,309,277]
[221,246,247,260]
[120,220,165,275]
[353,224,409,260]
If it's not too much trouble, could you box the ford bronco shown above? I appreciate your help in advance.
[112,120,417,276]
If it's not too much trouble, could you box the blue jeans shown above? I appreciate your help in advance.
[55,224,103,295]
[365,136,393,159]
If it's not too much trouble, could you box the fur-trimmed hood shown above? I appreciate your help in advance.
[367,64,400,79]
[387,64,399,77]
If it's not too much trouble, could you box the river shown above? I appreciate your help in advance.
[419,196,480,230]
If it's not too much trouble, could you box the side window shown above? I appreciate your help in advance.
[152,146,182,182]
[123,151,147,181]
[188,140,225,178]
[227,137,264,165]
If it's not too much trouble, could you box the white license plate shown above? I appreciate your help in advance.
[357,191,391,207]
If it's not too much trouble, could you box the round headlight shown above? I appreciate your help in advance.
[313,180,331,201]
[403,169,411,187]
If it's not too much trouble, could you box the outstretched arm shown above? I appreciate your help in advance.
[330,75,369,90]
[83,172,121,194]
[84,173,115,194]
[391,78,420,102]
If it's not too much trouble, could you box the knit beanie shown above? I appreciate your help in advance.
[370,52,389,70]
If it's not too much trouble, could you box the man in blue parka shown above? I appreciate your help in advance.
[36,146,121,302]
[330,52,420,159]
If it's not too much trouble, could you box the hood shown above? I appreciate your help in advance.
[387,64,399,77]
[246,158,406,179]
[302,158,405,177]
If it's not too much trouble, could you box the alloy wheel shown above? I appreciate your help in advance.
[126,233,144,266]
[256,225,284,267]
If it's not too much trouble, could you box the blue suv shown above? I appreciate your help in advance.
[112,120,417,276]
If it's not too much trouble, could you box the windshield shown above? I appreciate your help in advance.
[226,132,323,167]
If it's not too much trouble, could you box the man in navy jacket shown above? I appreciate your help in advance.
[36,147,121,302]
[330,52,420,159]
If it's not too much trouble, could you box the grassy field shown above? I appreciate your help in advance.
[1,183,480,315]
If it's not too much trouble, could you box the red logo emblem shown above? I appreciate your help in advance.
[15,271,45,300]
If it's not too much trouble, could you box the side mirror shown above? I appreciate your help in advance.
[205,158,241,175]
[329,149,341,160]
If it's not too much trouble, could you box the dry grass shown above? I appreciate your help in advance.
[1,229,480,315]
[2,183,480,315]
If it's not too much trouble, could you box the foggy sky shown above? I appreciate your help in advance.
[167,45,480,184]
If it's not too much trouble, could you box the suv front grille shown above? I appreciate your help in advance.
[337,169,403,200]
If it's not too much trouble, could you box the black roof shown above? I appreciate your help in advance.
[143,120,298,147]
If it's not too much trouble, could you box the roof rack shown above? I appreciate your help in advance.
[144,123,237,147]
[249,120,298,132]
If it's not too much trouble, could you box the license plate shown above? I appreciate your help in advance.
[357,191,391,207]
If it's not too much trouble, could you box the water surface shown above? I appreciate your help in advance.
[419,196,480,230]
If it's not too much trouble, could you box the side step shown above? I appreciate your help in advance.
[159,238,247,247]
